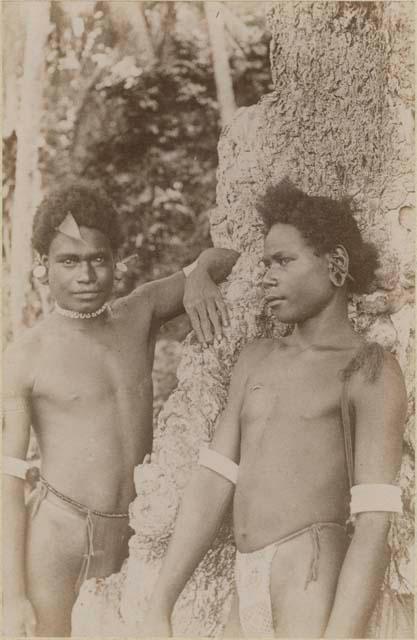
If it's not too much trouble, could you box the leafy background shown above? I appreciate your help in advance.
[3,0,271,404]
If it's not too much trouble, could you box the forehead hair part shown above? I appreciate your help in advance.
[32,182,122,256]
[56,212,83,242]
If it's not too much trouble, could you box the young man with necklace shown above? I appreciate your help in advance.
[3,182,238,637]
[143,180,407,638]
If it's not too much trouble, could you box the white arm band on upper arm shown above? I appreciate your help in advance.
[350,484,402,515]
[2,456,30,480]
[198,447,239,485]
[182,259,199,278]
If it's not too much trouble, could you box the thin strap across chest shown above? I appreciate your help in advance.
[340,379,355,489]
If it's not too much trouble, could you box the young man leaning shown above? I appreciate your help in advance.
[2,182,238,637]
[144,180,407,638]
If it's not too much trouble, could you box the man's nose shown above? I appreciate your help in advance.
[77,261,96,282]
[263,267,279,288]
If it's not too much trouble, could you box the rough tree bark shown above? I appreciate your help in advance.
[72,2,414,636]
[9,1,50,337]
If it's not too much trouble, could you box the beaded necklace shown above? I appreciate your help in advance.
[55,302,110,320]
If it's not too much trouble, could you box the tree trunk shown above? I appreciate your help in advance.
[10,1,50,337]
[2,3,25,138]
[72,2,414,635]
[205,1,237,126]
[107,1,156,65]
[155,2,176,65]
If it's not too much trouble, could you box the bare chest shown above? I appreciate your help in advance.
[244,366,341,421]
[238,365,348,501]
[239,353,348,457]
[33,324,153,406]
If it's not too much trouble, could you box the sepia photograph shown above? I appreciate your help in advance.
[2,1,415,637]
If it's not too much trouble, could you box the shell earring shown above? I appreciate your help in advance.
[115,261,128,274]
[32,264,47,280]
[115,254,138,277]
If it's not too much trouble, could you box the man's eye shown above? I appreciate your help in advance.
[93,256,106,264]
[63,258,76,265]
[278,257,291,266]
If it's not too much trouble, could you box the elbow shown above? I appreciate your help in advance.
[223,249,240,279]
[206,248,240,281]
[227,250,240,271]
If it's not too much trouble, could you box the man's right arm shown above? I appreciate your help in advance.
[143,347,251,635]
[2,341,37,636]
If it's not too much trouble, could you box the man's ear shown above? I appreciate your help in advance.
[331,245,349,269]
[328,245,350,287]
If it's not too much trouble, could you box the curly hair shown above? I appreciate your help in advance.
[32,181,122,255]
[257,179,379,294]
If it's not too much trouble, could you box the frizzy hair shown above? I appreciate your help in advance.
[256,179,379,294]
[32,181,122,255]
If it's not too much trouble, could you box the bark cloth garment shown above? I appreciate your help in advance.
[233,342,400,637]
[235,521,348,637]
[28,475,131,594]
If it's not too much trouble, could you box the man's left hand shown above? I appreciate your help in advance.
[183,268,229,345]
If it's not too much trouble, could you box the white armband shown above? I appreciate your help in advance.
[350,484,403,515]
[2,456,30,480]
[198,447,239,485]
[182,259,199,278]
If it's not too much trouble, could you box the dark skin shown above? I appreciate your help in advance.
[3,225,238,636]
[144,223,407,638]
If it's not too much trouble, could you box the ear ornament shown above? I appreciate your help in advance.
[32,264,47,280]
[115,261,128,273]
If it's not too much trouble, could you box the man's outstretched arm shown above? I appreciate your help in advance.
[125,247,239,344]
[142,347,251,636]
[323,353,407,639]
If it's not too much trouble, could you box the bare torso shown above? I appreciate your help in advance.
[28,295,156,513]
[234,337,362,552]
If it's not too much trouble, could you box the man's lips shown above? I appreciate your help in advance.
[265,294,286,304]
[73,291,102,297]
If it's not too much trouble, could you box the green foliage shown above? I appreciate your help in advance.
[81,56,220,286]
[4,2,271,301]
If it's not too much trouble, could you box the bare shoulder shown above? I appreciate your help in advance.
[4,324,44,392]
[349,346,407,482]
[349,347,407,395]
[232,338,276,383]
[237,338,275,367]
[4,324,43,362]
[110,284,153,322]
[350,347,407,429]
